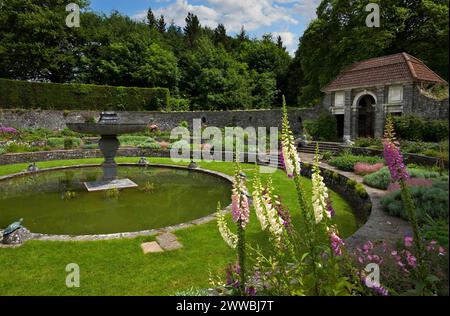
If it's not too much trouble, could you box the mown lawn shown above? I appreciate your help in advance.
[0,157,357,295]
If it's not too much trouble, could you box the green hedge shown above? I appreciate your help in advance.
[304,113,338,141]
[0,79,170,111]
[393,115,449,142]
[329,154,383,172]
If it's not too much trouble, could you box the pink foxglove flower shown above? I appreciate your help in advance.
[383,116,409,183]
[383,140,410,182]
[329,228,345,256]
[404,236,413,248]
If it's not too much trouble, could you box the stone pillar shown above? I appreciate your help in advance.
[374,86,386,138]
[402,83,414,115]
[343,90,352,142]
[351,105,359,140]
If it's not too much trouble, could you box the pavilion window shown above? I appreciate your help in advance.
[388,85,403,103]
[334,92,345,107]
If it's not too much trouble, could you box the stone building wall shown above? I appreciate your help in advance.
[0,108,324,134]
[322,82,449,140]
[409,86,449,119]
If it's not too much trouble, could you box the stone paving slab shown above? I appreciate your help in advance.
[141,241,164,254]
[85,178,138,192]
[156,232,183,251]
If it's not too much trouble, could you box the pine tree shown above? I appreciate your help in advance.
[276,35,284,49]
[184,12,201,48]
[147,8,157,31]
[213,24,227,48]
[157,15,166,33]
[237,26,248,42]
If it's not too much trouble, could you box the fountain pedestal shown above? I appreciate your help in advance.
[66,112,147,192]
[99,135,120,181]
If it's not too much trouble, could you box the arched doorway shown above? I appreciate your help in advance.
[356,94,376,138]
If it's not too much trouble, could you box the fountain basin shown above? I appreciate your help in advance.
[0,165,232,236]
[65,123,147,135]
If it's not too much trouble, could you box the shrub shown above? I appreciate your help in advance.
[364,167,449,190]
[381,181,449,224]
[303,113,337,141]
[0,79,170,111]
[2,141,30,153]
[354,137,383,149]
[354,162,384,176]
[63,137,81,149]
[387,178,433,192]
[321,151,334,161]
[329,154,383,172]
[47,137,65,149]
[392,115,449,142]
[170,98,191,112]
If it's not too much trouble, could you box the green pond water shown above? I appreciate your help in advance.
[0,167,232,235]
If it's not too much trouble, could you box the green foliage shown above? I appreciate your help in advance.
[355,183,368,198]
[393,115,449,142]
[321,151,334,161]
[329,154,383,172]
[47,137,81,149]
[0,79,170,111]
[381,181,449,224]
[353,138,383,149]
[421,217,449,247]
[1,142,31,153]
[135,43,179,90]
[303,113,337,141]
[170,98,191,112]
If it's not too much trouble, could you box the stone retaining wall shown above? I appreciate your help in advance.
[0,148,170,165]
[300,163,371,225]
[0,108,323,133]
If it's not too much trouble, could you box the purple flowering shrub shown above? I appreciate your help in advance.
[0,126,19,142]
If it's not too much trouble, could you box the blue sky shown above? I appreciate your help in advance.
[88,0,321,55]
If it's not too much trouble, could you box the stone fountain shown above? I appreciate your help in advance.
[66,112,147,192]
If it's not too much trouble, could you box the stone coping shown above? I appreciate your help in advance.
[0,163,233,242]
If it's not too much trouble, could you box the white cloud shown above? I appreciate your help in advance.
[272,31,297,55]
[134,0,299,32]
[291,0,321,22]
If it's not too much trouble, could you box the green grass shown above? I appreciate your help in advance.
[0,158,357,295]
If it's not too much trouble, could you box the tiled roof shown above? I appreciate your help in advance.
[322,53,448,92]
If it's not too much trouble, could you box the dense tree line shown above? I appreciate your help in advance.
[0,0,448,110]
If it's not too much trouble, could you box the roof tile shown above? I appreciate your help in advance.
[322,53,447,92]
